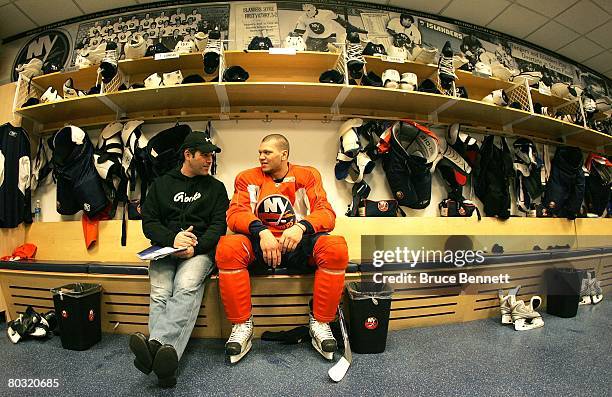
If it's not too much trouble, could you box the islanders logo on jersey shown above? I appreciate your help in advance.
[255,194,296,230]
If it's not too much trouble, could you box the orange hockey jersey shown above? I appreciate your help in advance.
[227,164,336,236]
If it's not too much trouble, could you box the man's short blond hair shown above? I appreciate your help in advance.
[261,134,290,154]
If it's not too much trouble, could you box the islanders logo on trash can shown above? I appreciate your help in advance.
[364,316,378,330]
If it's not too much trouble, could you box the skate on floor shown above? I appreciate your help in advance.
[225,317,253,364]
[309,313,337,361]
[499,285,544,331]
[579,272,604,305]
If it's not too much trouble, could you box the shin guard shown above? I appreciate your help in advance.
[216,235,254,323]
[219,269,252,323]
[312,236,349,322]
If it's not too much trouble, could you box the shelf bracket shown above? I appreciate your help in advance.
[330,86,352,120]
[214,84,230,120]
[428,98,457,123]
[502,114,533,133]
[97,96,125,118]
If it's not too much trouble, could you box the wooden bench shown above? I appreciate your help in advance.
[0,218,610,337]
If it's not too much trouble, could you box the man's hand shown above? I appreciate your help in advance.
[174,225,198,248]
[259,229,281,268]
[173,246,195,259]
[279,224,304,254]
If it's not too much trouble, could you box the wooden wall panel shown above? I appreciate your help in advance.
[0,224,26,257]
[574,219,612,248]
[26,220,150,264]
[600,256,612,294]
[1,246,609,338]
[0,83,21,126]
[24,217,587,264]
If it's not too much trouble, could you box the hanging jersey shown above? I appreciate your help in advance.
[0,123,32,228]
[227,165,335,237]
[51,125,107,216]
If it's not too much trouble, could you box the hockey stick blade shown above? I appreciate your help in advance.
[328,304,352,382]
[328,357,350,382]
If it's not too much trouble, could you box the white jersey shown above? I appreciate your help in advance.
[101,24,113,36]
[387,18,422,46]
[141,18,153,30]
[118,31,132,43]
[186,14,201,25]
[113,21,126,34]
[170,13,185,25]
[296,9,338,39]
[161,27,174,37]
[126,19,139,31]
[88,25,101,37]
[155,15,170,26]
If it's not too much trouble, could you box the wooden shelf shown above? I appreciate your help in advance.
[363,56,436,81]
[455,70,513,101]
[566,128,612,149]
[119,53,203,76]
[438,98,532,129]
[106,83,219,116]
[513,114,583,140]
[530,88,571,109]
[224,51,340,83]
[224,82,342,114]
[16,94,116,128]
[13,48,612,153]
[341,85,451,120]
[32,66,99,93]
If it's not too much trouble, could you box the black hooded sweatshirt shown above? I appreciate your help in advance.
[142,167,229,255]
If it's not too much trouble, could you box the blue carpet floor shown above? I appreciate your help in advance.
[0,302,609,397]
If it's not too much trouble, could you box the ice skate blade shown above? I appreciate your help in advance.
[228,340,252,364]
[501,314,513,324]
[513,317,544,331]
[579,296,592,305]
[328,357,350,382]
[311,338,334,361]
[591,294,603,305]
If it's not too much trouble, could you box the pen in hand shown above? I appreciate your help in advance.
[180,225,198,246]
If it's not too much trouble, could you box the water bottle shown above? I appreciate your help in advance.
[34,200,42,222]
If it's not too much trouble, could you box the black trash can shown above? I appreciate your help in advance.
[545,268,584,318]
[51,283,102,350]
[346,282,393,354]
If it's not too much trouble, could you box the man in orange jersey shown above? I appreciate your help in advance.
[216,134,349,363]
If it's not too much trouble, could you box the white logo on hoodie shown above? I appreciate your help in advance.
[174,192,202,203]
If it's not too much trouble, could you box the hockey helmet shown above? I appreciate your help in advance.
[319,69,344,84]
[125,34,147,60]
[182,74,206,84]
[362,42,386,56]
[222,66,249,82]
[360,71,383,87]
[144,42,170,57]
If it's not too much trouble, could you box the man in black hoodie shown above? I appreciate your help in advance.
[129,131,229,388]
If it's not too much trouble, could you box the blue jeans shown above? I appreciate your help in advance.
[148,253,214,360]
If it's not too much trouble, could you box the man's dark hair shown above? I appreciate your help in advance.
[400,14,414,23]
[183,147,197,161]
[262,134,290,155]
